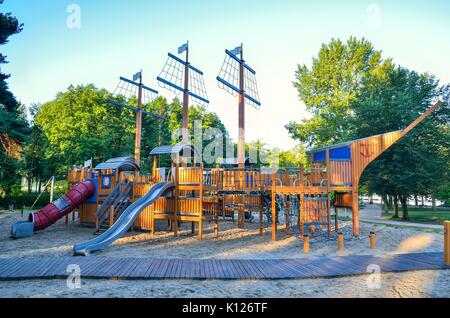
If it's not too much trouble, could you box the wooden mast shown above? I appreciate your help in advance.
[238,44,245,169]
[134,70,143,177]
[182,42,190,145]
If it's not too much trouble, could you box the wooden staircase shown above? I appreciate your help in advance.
[94,182,133,234]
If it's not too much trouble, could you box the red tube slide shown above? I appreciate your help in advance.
[29,181,95,231]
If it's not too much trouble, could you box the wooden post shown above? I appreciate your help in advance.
[65,213,69,225]
[370,232,376,249]
[259,194,263,236]
[271,165,277,241]
[338,232,344,250]
[152,154,158,181]
[351,189,359,237]
[335,206,339,233]
[214,193,219,238]
[303,235,309,254]
[325,150,331,237]
[198,164,204,240]
[173,158,179,237]
[109,206,115,228]
[285,198,291,235]
[444,221,450,266]
[310,224,315,235]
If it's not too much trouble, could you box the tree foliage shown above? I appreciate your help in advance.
[0,10,29,195]
[286,37,393,147]
[288,36,449,216]
[34,85,230,176]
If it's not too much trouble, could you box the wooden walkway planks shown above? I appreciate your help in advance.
[0,252,447,281]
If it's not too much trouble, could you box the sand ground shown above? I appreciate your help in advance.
[0,210,448,298]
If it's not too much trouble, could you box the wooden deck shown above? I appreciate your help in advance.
[0,252,447,281]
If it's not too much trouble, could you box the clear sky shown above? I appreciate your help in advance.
[2,0,450,150]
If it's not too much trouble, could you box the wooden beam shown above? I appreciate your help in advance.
[401,101,442,138]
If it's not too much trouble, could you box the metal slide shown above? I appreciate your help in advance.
[73,182,174,256]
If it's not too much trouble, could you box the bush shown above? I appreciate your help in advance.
[0,192,52,210]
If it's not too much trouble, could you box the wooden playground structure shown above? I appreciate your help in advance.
[60,42,447,246]
[66,99,443,242]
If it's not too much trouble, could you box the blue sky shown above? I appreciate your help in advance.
[2,0,450,150]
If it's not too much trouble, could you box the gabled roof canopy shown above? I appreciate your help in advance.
[95,156,140,171]
[149,144,200,161]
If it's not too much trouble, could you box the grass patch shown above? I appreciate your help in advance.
[385,208,450,225]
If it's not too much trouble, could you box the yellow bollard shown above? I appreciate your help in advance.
[445,221,450,266]
[303,235,310,254]
[338,232,344,250]
[370,232,376,249]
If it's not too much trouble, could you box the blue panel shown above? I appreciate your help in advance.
[84,178,98,204]
[101,175,114,189]
[313,151,326,162]
[10,221,34,238]
[313,147,351,162]
[330,147,351,160]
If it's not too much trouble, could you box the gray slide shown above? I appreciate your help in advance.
[73,182,174,256]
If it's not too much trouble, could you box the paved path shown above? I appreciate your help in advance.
[359,206,444,230]
[0,252,447,281]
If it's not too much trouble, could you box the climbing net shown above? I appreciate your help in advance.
[217,53,261,109]
[217,54,240,97]
[158,55,184,96]
[157,55,209,107]
[112,78,158,106]
[244,67,261,109]
[189,67,209,107]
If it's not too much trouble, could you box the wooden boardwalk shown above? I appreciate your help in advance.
[0,252,447,281]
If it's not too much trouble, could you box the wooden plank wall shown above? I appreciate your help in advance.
[329,161,352,186]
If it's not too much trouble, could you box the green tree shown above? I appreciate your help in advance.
[286,37,393,147]
[35,86,230,175]
[35,84,135,177]
[0,9,29,195]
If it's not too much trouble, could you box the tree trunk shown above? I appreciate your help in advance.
[27,178,32,194]
[414,195,418,207]
[432,194,437,211]
[393,195,399,219]
[381,195,388,212]
[388,195,393,210]
[38,180,42,193]
[400,195,409,220]
[421,195,424,207]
